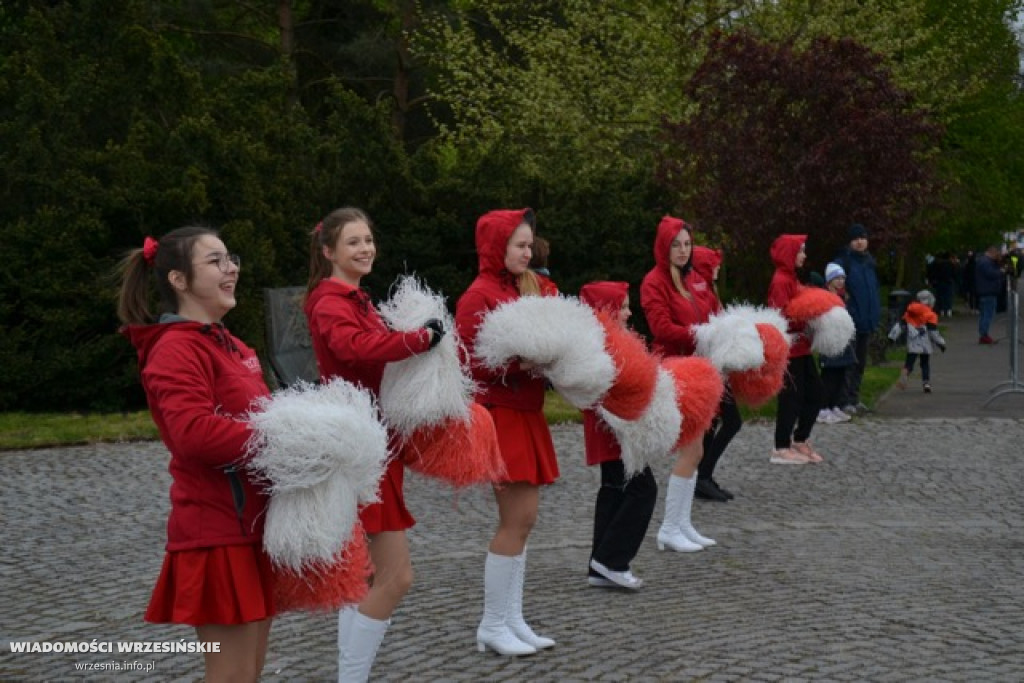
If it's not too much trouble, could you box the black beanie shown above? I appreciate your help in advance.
[848,223,868,240]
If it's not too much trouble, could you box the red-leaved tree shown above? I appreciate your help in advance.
[657,30,944,295]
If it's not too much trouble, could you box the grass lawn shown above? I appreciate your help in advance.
[0,411,159,450]
[0,358,903,450]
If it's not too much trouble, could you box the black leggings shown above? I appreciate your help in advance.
[590,461,657,572]
[699,391,742,481]
[904,353,931,382]
[775,355,823,448]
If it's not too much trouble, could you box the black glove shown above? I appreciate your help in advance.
[938,343,946,353]
[424,318,446,349]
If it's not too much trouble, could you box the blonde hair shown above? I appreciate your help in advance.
[670,266,692,299]
[518,269,542,296]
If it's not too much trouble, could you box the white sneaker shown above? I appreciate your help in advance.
[830,408,852,422]
[817,409,837,424]
[589,560,644,589]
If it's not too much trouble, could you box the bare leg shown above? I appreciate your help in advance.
[359,531,413,620]
[196,619,272,683]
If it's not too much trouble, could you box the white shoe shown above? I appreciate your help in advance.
[817,409,838,424]
[476,553,537,657]
[830,408,852,422]
[337,611,389,683]
[657,474,714,550]
[587,575,618,588]
[507,548,555,650]
[656,526,704,552]
[589,559,643,590]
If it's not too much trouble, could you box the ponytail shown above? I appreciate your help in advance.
[115,227,218,326]
[305,207,373,300]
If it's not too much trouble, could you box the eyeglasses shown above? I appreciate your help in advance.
[195,253,241,273]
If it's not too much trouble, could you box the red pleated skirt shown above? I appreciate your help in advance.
[145,544,276,626]
[359,456,415,534]
[489,406,560,485]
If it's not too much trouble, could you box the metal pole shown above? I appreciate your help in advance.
[983,273,1024,406]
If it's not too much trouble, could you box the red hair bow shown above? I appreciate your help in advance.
[142,236,159,266]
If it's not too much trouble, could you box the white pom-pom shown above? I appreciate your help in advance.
[729,303,790,339]
[262,476,358,572]
[377,275,474,436]
[475,295,616,409]
[598,367,682,476]
[246,379,388,504]
[693,307,765,372]
[807,306,856,356]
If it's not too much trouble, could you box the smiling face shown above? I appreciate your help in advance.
[170,235,239,323]
[504,223,534,275]
[325,219,375,286]
[669,229,692,269]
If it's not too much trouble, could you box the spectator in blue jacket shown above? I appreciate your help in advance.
[836,223,881,413]
[975,245,1005,345]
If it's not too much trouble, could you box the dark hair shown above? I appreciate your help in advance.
[305,207,374,297]
[116,226,219,325]
[530,235,551,270]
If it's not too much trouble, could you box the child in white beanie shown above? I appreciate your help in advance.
[817,263,856,423]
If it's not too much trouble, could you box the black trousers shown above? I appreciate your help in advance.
[848,331,871,403]
[775,355,823,448]
[698,391,742,481]
[590,461,657,572]
[820,366,849,410]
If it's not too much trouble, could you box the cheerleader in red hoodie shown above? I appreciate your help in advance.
[118,227,275,682]
[303,207,443,682]
[580,281,658,590]
[690,245,744,501]
[455,208,558,657]
[766,234,825,464]
[640,216,717,554]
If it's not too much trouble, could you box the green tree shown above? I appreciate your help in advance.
[656,31,944,294]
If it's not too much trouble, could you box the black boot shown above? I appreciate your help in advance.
[695,477,729,502]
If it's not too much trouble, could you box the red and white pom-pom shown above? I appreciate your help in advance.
[262,473,360,573]
[599,367,682,475]
[783,287,855,356]
[661,356,725,448]
[401,402,505,487]
[378,275,475,436]
[246,379,388,504]
[729,323,790,407]
[475,295,616,409]
[272,523,372,613]
[693,305,765,373]
[595,310,658,420]
[783,286,843,322]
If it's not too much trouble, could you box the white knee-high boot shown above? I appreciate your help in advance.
[675,473,716,547]
[507,547,555,649]
[337,610,389,683]
[656,474,705,552]
[476,552,537,656]
[337,605,356,653]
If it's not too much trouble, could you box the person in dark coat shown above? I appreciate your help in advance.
[835,223,881,413]
[974,245,1005,344]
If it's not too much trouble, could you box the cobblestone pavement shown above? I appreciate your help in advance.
[3,413,1024,682]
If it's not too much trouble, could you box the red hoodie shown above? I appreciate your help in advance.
[122,320,269,551]
[455,208,547,412]
[640,216,715,357]
[690,246,723,314]
[303,278,433,394]
[580,281,630,465]
[766,234,811,357]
